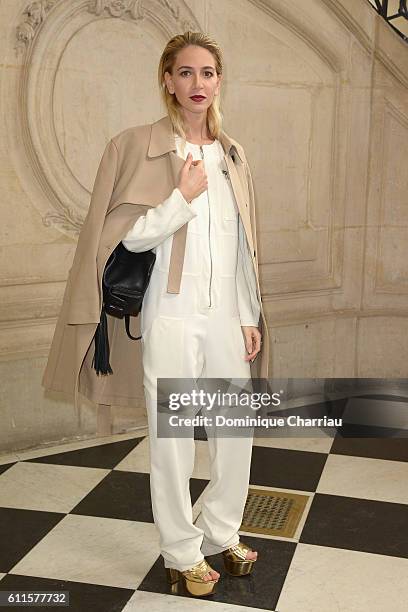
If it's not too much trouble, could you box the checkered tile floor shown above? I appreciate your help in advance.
[0,416,407,611]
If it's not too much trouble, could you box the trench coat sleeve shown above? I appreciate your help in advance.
[121,187,197,252]
[237,158,263,327]
[237,238,261,327]
[66,138,119,323]
[236,213,261,327]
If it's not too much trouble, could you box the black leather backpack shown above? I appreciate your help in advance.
[92,241,156,376]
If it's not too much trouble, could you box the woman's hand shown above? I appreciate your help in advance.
[241,326,262,363]
[178,153,208,203]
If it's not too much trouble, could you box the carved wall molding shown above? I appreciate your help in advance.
[240,0,348,299]
[374,98,408,296]
[15,0,58,53]
[88,0,180,21]
[8,0,199,236]
[89,0,146,20]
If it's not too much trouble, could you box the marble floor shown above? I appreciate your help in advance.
[0,415,407,611]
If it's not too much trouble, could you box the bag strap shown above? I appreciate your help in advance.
[125,314,142,340]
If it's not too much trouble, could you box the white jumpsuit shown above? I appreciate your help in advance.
[122,135,261,571]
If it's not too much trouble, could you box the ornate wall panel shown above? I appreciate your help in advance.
[7,0,199,236]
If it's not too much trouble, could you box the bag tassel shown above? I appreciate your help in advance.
[92,307,113,376]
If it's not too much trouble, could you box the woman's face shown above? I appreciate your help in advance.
[164,45,221,118]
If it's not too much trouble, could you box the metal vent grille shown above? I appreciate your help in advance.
[240,488,310,538]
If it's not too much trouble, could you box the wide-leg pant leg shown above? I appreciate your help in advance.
[141,314,209,571]
[194,312,255,557]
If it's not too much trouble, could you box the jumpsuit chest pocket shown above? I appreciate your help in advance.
[224,198,238,221]
[221,180,239,234]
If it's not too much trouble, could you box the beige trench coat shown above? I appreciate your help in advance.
[41,115,270,414]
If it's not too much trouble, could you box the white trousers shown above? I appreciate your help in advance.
[141,308,254,571]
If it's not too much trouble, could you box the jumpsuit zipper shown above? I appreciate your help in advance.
[200,145,212,307]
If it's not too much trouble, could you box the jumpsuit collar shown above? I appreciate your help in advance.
[147,114,245,163]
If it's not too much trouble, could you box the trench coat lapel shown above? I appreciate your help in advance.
[167,151,190,293]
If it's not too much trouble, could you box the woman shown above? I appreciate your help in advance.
[120,32,263,597]
[42,30,269,598]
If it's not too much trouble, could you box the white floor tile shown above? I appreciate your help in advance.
[317,454,408,504]
[10,514,161,590]
[253,436,333,453]
[0,462,109,512]
[192,440,211,480]
[124,590,273,611]
[277,543,408,612]
[115,437,151,473]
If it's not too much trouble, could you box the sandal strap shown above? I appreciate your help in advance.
[224,541,253,561]
[181,558,215,582]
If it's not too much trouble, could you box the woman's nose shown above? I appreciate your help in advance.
[193,74,202,89]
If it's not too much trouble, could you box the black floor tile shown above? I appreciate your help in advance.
[138,535,296,610]
[0,573,134,612]
[0,463,15,476]
[300,493,408,558]
[250,445,328,491]
[70,471,154,522]
[190,477,210,506]
[331,436,408,462]
[70,471,208,523]
[0,508,65,574]
[24,437,146,470]
[334,424,407,438]
[194,426,208,441]
[356,394,408,402]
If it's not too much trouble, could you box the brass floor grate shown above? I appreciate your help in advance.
[240,488,310,538]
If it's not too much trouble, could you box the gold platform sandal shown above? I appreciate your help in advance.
[165,558,218,597]
[222,541,257,576]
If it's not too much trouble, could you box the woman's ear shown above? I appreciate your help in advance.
[215,73,223,96]
[164,70,174,94]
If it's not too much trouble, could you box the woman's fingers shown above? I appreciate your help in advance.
[252,330,262,361]
[244,332,253,356]
[241,326,262,362]
[249,331,261,362]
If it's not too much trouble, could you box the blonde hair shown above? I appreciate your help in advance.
[158,31,224,153]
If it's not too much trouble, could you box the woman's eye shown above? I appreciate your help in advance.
[180,71,214,77]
